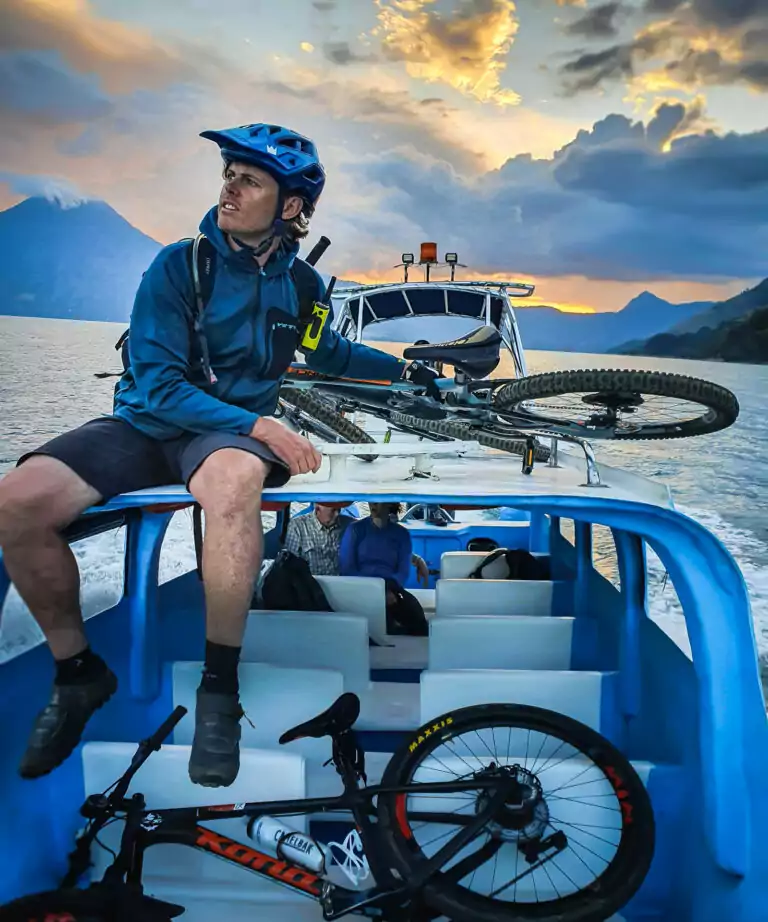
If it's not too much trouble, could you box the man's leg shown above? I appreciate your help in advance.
[186,448,268,787]
[0,456,116,778]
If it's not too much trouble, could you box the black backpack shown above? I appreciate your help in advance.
[468,548,550,581]
[106,233,324,381]
[259,549,333,611]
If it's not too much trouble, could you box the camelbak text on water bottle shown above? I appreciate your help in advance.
[249,815,329,874]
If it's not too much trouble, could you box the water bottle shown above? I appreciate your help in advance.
[248,815,331,874]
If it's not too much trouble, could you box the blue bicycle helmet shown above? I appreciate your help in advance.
[200,123,325,204]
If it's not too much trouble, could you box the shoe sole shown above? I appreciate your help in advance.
[19,674,118,780]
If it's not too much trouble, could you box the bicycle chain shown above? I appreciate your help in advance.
[389,413,551,462]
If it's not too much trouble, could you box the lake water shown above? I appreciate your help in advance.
[1,315,767,693]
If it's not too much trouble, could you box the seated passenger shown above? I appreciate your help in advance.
[284,502,352,576]
[339,502,428,636]
[285,502,430,584]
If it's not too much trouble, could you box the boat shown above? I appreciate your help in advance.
[0,246,766,922]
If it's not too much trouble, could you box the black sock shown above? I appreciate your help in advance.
[201,641,240,695]
[55,646,109,685]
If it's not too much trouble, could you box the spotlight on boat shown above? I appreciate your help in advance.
[444,252,465,281]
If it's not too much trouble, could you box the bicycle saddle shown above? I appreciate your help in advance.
[279,692,361,744]
[403,325,502,379]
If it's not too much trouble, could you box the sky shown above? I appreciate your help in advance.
[1,0,768,313]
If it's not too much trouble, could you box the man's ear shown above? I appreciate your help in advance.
[282,194,304,220]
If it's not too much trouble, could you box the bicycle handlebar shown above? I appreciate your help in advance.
[141,705,188,755]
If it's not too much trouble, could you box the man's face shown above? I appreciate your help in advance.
[218,161,301,238]
[315,504,339,526]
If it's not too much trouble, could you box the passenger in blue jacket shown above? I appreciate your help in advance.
[0,123,438,787]
[340,503,428,636]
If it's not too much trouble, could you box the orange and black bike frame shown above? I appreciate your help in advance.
[91,775,513,920]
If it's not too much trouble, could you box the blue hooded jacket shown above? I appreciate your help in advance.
[113,207,406,440]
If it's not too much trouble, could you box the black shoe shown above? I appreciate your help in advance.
[188,688,242,788]
[19,669,118,779]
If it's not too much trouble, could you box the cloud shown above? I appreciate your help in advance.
[312,0,337,9]
[323,41,379,65]
[0,0,191,94]
[564,2,630,39]
[0,50,112,122]
[0,171,89,207]
[561,0,768,96]
[373,0,522,105]
[347,109,768,282]
[645,0,768,29]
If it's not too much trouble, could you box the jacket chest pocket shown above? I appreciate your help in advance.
[263,307,300,380]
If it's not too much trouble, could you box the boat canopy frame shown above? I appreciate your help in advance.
[330,280,533,378]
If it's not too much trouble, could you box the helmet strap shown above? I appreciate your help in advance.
[232,187,290,259]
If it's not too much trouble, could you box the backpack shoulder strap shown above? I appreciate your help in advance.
[188,233,217,320]
[290,256,325,324]
[468,547,510,579]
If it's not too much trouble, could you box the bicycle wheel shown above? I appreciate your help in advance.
[279,387,378,462]
[492,369,739,439]
[376,703,655,922]
[0,887,107,921]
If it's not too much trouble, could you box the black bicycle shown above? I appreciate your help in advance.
[281,325,740,457]
[0,694,655,922]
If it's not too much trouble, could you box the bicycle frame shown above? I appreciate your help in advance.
[89,773,516,920]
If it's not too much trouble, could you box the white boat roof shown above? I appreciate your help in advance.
[98,440,673,512]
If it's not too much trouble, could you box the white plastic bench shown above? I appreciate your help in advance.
[81,741,310,911]
[172,661,345,764]
[315,575,388,643]
[440,550,549,580]
[241,611,370,697]
[435,578,555,618]
[240,612,418,731]
[428,616,575,671]
[420,668,616,740]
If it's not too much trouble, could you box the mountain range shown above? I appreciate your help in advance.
[0,197,764,362]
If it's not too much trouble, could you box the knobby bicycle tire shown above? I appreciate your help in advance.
[0,887,108,922]
[377,703,655,922]
[389,412,551,462]
[492,369,739,440]
[279,387,379,462]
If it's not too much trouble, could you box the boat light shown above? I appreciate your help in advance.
[445,252,458,265]
[419,242,438,264]
[401,253,414,265]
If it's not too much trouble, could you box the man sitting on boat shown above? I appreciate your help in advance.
[0,123,439,788]
[340,503,429,636]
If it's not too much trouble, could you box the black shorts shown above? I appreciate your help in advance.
[16,416,290,502]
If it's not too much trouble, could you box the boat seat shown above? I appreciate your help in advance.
[239,613,418,730]
[314,575,387,643]
[402,324,501,379]
[370,636,429,671]
[429,616,576,671]
[241,611,370,698]
[435,578,556,617]
[440,550,549,580]
[420,668,619,747]
[172,662,345,763]
[81,742,309,906]
[407,587,435,614]
[279,692,360,744]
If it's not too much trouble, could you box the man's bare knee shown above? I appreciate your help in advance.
[190,449,268,520]
[0,456,100,544]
